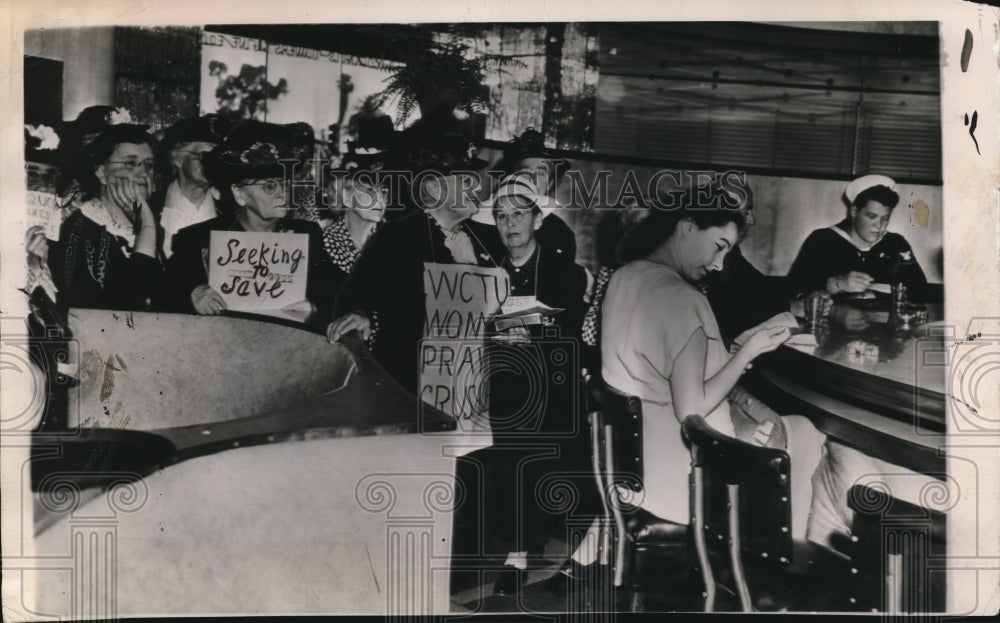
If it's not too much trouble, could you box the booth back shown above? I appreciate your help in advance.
[66,310,356,430]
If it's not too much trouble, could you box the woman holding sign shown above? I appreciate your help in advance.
[483,176,592,596]
[47,123,166,313]
[166,131,338,323]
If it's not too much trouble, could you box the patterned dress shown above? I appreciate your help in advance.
[322,215,381,346]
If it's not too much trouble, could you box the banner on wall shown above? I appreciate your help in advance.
[264,43,340,141]
[200,31,405,150]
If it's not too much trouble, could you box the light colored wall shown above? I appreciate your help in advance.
[24,27,115,121]
[478,150,944,284]
[746,175,942,281]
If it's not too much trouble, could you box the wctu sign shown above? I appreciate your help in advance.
[419,262,509,451]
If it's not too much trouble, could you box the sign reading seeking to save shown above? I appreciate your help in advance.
[208,231,309,312]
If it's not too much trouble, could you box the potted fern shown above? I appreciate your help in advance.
[372,39,522,127]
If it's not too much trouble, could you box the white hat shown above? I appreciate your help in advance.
[845,174,897,204]
[493,173,542,208]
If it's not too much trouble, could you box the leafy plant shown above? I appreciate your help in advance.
[371,39,523,125]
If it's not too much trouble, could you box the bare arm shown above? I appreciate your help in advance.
[669,325,790,422]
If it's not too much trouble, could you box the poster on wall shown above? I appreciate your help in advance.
[200,30,271,119]
[263,43,340,141]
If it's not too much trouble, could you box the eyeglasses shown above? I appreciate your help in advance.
[106,159,156,174]
[494,210,532,225]
[239,179,286,196]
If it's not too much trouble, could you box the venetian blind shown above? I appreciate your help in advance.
[594,22,941,182]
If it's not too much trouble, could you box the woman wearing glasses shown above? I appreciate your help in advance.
[151,115,222,257]
[484,174,592,596]
[48,123,166,313]
[166,133,338,320]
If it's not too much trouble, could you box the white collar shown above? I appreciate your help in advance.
[80,198,135,247]
[164,180,215,215]
[828,224,879,252]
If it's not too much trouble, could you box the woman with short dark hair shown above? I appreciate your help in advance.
[556,185,826,580]
[786,175,928,299]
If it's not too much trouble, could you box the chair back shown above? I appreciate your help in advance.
[590,382,644,497]
[682,414,793,564]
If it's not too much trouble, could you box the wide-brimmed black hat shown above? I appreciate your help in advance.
[62,105,117,143]
[84,123,157,165]
[334,148,392,173]
[390,111,488,175]
[497,127,571,178]
[204,122,298,186]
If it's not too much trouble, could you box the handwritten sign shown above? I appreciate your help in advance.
[419,262,510,447]
[26,191,63,241]
[208,231,309,312]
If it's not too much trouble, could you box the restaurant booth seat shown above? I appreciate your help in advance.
[589,380,830,612]
[26,307,459,616]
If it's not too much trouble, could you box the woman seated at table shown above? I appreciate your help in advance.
[166,132,339,320]
[48,123,165,313]
[558,184,828,577]
[786,175,928,300]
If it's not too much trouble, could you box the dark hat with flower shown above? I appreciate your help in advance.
[390,110,488,175]
[204,121,298,185]
[497,127,571,178]
[63,106,144,156]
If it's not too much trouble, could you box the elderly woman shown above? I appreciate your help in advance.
[787,175,928,299]
[47,124,165,313]
[495,127,577,260]
[321,152,388,283]
[556,185,827,580]
[166,130,339,321]
[484,175,590,595]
